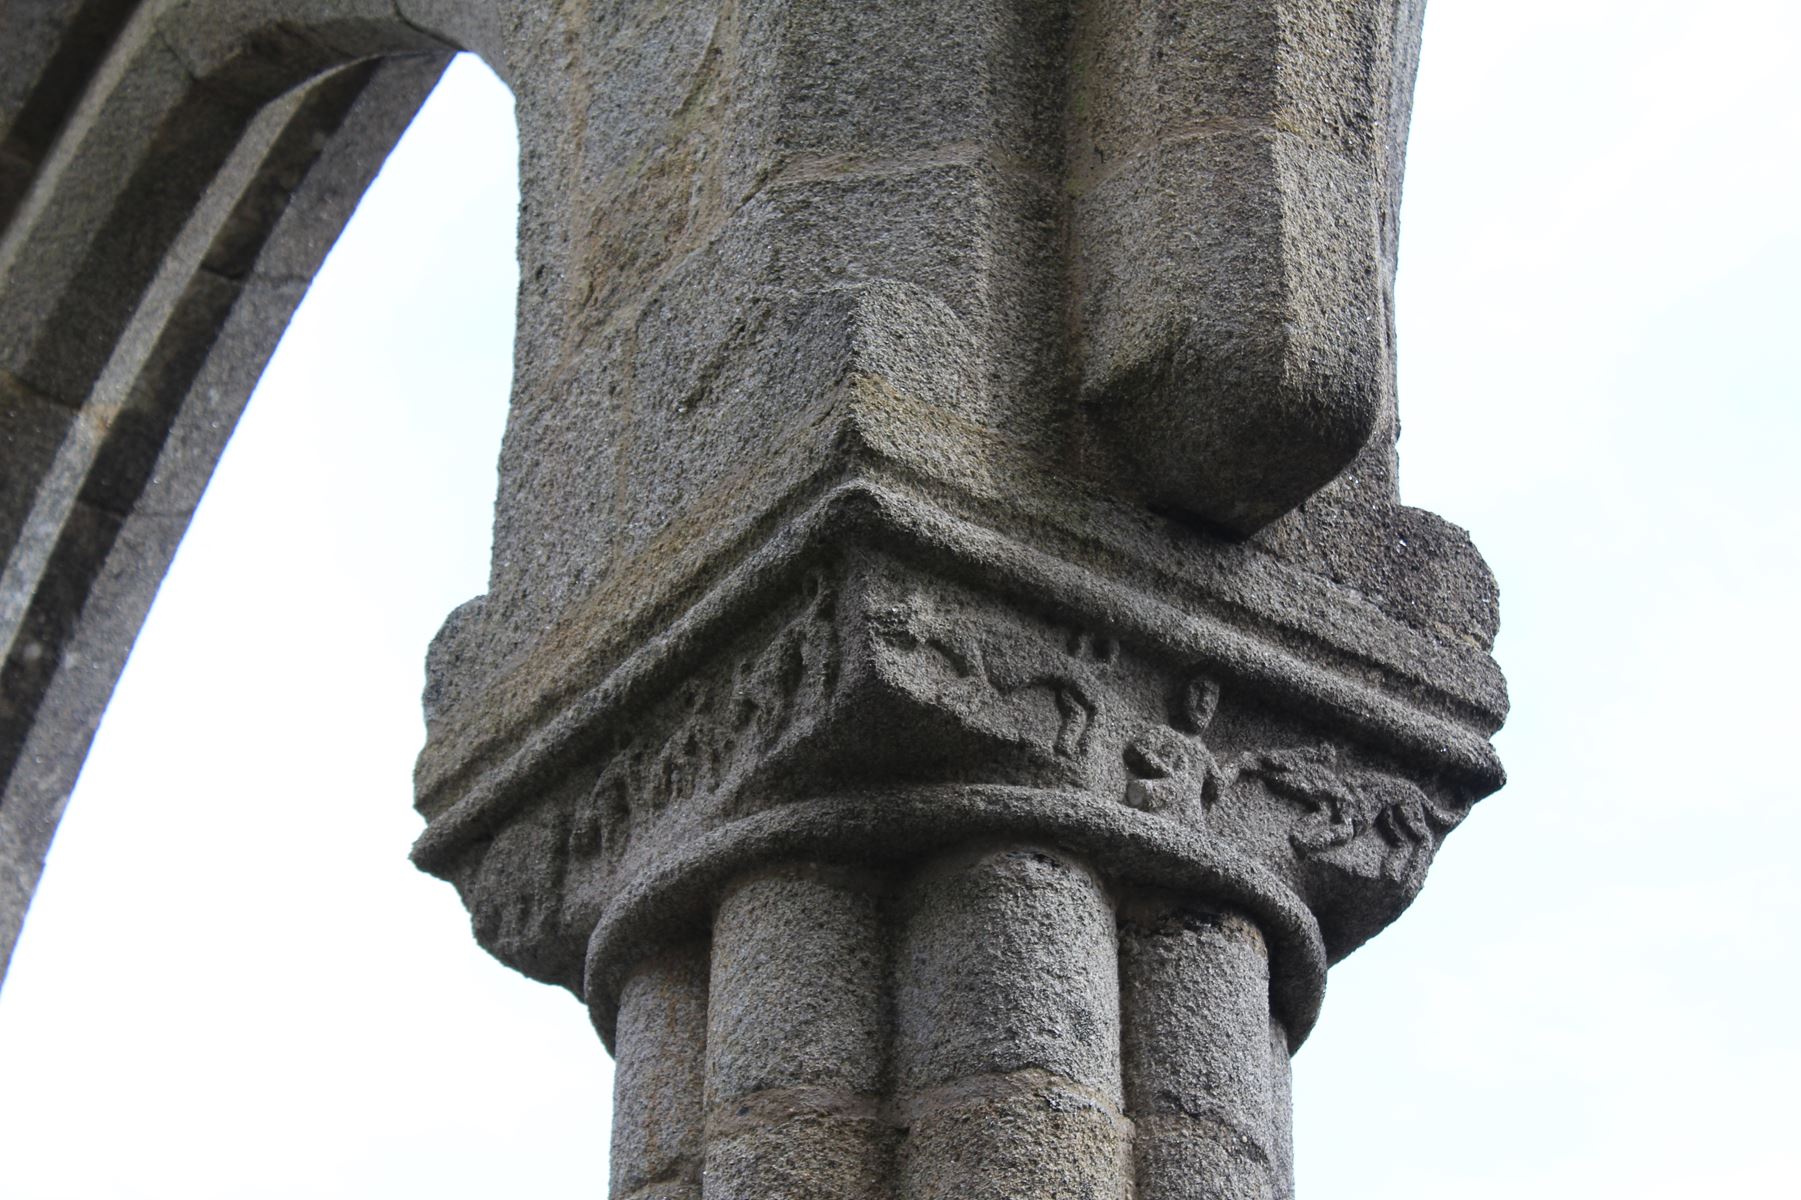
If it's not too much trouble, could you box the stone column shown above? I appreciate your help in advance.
[1120,898,1290,1199]
[0,0,1507,1193]
[704,865,891,1200]
[411,1,1508,1198]
[896,847,1127,1198]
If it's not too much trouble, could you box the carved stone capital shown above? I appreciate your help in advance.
[412,479,1502,1050]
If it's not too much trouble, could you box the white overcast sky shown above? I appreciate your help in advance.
[3,2,1799,1196]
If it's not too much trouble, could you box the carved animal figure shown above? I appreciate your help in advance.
[872,590,1103,761]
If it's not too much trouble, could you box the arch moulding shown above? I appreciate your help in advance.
[0,0,501,976]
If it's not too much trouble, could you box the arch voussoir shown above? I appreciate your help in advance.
[0,0,495,981]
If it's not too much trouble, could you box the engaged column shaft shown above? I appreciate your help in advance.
[1120,899,1293,1199]
[611,946,710,1200]
[896,845,1131,1199]
[703,864,893,1200]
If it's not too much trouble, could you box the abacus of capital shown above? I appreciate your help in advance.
[1,2,1505,1197]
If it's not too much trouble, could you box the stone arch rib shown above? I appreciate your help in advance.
[0,0,503,982]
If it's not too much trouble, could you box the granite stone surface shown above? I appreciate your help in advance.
[0,4,1505,1196]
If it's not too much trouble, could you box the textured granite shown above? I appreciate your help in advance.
[0,3,1504,1197]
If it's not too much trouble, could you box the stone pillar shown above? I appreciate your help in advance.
[0,1,1507,1194]
[401,1,1508,1197]
[1120,898,1289,1199]
[704,865,891,1200]
[896,847,1127,1199]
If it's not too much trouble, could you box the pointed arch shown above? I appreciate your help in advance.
[0,0,511,979]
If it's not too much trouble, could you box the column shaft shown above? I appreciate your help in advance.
[703,864,893,1200]
[1269,1016,1295,1200]
[1120,900,1289,1200]
[896,845,1130,1200]
[612,946,710,1200]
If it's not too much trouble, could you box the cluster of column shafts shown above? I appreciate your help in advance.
[615,853,1289,1200]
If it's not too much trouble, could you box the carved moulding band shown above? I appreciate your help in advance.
[580,784,1328,1049]
[414,479,1503,1059]
[413,477,1503,871]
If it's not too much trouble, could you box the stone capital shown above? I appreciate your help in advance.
[413,475,1502,1044]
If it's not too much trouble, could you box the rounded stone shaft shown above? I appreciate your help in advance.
[1268,1016,1295,1199]
[1119,900,1292,1200]
[895,845,1129,1199]
[703,865,893,1200]
[612,946,710,1200]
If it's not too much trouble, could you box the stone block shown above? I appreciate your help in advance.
[896,846,1120,1098]
[898,1070,1132,1200]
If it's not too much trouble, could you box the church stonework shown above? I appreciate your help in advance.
[1,3,1505,1197]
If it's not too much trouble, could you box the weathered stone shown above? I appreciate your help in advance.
[1,2,1506,1197]
[704,866,892,1200]
[0,2,465,979]
[613,946,709,1200]
[1120,899,1288,1198]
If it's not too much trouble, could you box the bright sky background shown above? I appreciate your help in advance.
[3,2,1798,1196]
